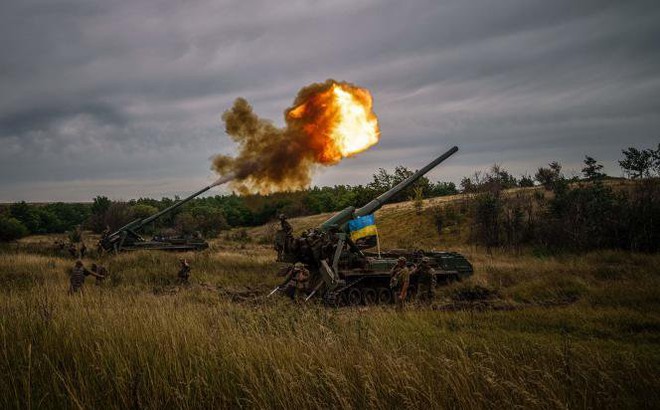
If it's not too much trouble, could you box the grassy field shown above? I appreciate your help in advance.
[1,198,660,409]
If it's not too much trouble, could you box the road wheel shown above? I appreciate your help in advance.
[362,287,377,305]
[377,287,393,304]
[347,288,362,306]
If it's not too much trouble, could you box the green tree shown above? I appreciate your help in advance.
[535,162,563,190]
[582,156,606,180]
[431,182,457,196]
[0,216,29,241]
[191,205,229,236]
[619,147,653,179]
[518,174,535,187]
[651,143,660,176]
[132,204,158,219]
[174,212,197,235]
[460,177,475,193]
[9,202,40,232]
[89,196,112,232]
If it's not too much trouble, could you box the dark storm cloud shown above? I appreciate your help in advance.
[0,102,127,136]
[1,0,659,202]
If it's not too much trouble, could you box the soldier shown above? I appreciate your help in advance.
[177,258,191,285]
[279,214,293,236]
[68,243,78,258]
[101,226,110,240]
[68,260,103,294]
[281,264,310,301]
[389,256,411,308]
[80,242,87,258]
[90,263,108,285]
[414,257,437,304]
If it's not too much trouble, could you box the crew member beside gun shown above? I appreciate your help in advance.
[69,260,105,294]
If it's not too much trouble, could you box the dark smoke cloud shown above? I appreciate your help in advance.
[212,79,373,194]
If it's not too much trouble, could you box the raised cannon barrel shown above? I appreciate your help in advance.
[320,146,459,232]
[107,184,216,240]
[100,175,233,252]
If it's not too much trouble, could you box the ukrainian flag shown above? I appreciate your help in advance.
[348,214,378,247]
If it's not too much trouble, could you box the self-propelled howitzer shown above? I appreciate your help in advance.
[274,146,473,306]
[99,183,219,252]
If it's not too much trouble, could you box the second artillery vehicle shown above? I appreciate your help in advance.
[98,183,222,252]
[274,146,473,305]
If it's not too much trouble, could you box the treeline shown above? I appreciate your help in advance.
[0,202,90,242]
[463,144,660,253]
[1,144,658,250]
[0,166,458,241]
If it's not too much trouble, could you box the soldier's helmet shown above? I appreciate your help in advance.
[397,256,407,263]
[421,256,431,264]
[279,213,286,220]
[75,260,83,267]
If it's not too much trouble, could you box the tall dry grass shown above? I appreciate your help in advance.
[1,244,659,409]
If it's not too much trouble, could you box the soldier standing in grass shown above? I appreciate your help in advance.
[90,263,108,285]
[414,257,437,304]
[390,256,410,308]
[177,258,191,285]
[69,260,104,294]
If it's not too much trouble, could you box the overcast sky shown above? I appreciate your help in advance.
[1,0,658,202]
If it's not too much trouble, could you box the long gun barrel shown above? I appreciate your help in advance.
[107,174,234,239]
[356,146,458,217]
[320,146,459,231]
[107,184,214,238]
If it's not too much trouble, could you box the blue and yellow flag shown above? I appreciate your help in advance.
[348,214,378,247]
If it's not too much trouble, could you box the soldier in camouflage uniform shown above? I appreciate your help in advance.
[390,256,410,308]
[414,257,437,304]
[281,264,310,301]
[275,214,294,261]
[90,263,108,285]
[279,214,293,236]
[68,260,103,294]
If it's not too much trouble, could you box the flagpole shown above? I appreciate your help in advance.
[376,226,381,259]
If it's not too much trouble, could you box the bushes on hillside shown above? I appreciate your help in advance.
[0,216,29,242]
[467,149,660,253]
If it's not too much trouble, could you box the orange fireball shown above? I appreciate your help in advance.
[214,79,381,194]
[287,82,380,163]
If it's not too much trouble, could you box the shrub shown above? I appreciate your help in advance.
[0,216,29,242]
